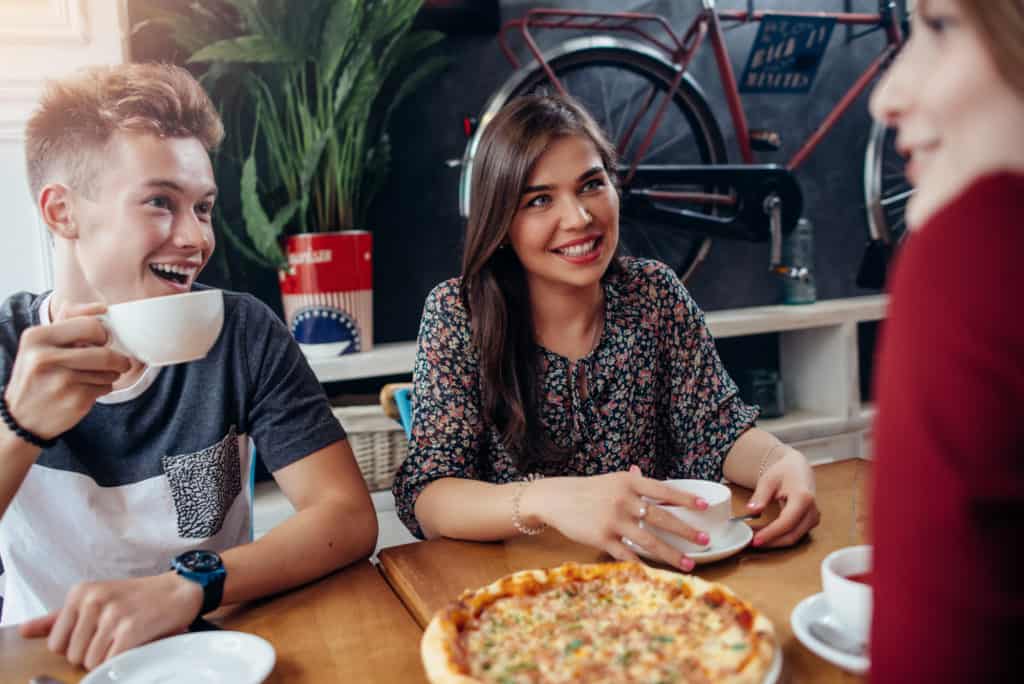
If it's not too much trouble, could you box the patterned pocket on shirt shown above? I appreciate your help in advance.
[162,427,242,539]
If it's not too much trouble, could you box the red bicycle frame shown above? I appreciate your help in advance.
[497,3,904,179]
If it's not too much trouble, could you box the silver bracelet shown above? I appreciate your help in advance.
[759,443,788,481]
[511,473,546,536]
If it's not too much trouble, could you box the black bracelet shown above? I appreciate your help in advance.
[0,384,57,449]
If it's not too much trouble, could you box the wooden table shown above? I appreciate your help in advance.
[379,459,870,683]
[0,561,427,684]
[1,459,868,682]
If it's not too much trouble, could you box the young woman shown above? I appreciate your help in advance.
[392,95,819,572]
[868,0,1024,679]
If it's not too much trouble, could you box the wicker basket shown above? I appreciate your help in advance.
[332,405,409,491]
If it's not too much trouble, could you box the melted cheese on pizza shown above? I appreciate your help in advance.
[458,566,766,683]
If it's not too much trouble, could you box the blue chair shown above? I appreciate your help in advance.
[380,383,413,439]
[393,387,413,439]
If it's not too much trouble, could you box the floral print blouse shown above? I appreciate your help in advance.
[392,258,759,538]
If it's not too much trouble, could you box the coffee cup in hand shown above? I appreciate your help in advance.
[646,479,732,553]
[99,289,223,366]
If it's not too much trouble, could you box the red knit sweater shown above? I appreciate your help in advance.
[870,172,1024,681]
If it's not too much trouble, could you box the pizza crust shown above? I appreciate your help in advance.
[421,562,776,684]
[422,616,478,684]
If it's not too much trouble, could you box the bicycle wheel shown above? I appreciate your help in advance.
[864,119,911,248]
[462,37,728,281]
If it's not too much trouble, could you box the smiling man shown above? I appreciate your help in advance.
[0,63,377,669]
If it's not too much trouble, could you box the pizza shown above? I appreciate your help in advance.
[421,561,776,684]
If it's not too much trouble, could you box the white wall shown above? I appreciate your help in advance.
[0,0,130,300]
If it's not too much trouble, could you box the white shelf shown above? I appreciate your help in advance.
[309,341,417,383]
[307,295,888,384]
[758,409,849,445]
[705,295,886,339]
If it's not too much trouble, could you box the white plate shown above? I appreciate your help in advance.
[791,592,869,675]
[764,646,783,684]
[82,631,275,684]
[624,520,754,565]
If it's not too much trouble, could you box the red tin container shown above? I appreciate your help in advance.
[279,231,373,355]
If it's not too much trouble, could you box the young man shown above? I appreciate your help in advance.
[0,63,377,669]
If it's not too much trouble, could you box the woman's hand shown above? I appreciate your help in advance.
[525,465,709,571]
[746,448,820,547]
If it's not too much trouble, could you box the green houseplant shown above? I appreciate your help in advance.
[137,0,447,270]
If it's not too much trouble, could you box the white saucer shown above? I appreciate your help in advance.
[624,520,754,565]
[764,646,783,684]
[82,631,275,683]
[791,592,869,675]
[299,339,351,357]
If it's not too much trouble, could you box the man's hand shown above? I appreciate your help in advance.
[18,572,203,670]
[3,302,132,440]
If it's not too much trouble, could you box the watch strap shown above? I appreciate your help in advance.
[199,570,225,615]
[171,551,226,617]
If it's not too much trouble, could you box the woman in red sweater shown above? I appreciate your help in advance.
[868,0,1024,680]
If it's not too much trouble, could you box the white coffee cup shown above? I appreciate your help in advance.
[821,544,873,644]
[645,479,732,553]
[100,289,224,367]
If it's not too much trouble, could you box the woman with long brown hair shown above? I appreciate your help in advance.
[392,94,819,571]
[868,0,1024,679]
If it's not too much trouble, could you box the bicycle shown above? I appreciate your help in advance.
[456,0,911,285]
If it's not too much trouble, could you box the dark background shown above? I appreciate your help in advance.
[130,0,889,345]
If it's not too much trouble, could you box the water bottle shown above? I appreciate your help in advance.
[781,217,817,305]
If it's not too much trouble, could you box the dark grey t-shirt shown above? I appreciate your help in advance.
[0,287,346,623]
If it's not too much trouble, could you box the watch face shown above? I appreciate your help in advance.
[180,550,221,572]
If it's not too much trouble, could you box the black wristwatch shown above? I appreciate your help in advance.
[171,549,226,616]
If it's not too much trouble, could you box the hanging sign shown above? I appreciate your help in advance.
[739,15,836,94]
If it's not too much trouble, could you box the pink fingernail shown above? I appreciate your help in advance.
[752,536,763,547]
[697,532,710,545]
[680,556,695,571]
[695,497,708,510]
[747,501,757,508]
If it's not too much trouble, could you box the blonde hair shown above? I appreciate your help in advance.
[24,62,224,199]
[957,0,1024,96]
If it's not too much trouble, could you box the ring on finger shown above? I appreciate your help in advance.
[637,501,648,521]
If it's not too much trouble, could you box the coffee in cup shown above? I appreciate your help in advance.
[821,544,873,644]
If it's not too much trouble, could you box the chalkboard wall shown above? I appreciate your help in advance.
[139,0,889,344]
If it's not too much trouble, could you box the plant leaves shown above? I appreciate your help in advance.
[168,0,443,262]
[367,0,423,44]
[215,212,280,271]
[189,35,301,64]
[332,44,371,114]
[240,154,289,269]
[300,126,334,192]
[320,0,362,83]
[379,29,445,80]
